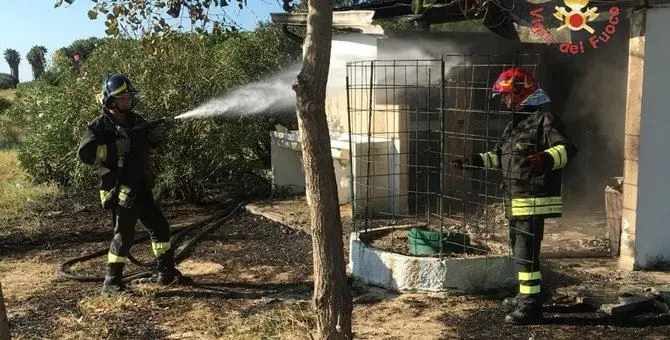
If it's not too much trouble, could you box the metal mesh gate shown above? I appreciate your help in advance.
[346,54,543,257]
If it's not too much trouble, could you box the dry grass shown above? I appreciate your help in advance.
[177,260,224,276]
[219,265,307,283]
[221,301,315,340]
[0,149,24,182]
[79,294,157,315]
[352,291,449,339]
[48,294,160,340]
[55,278,314,339]
[55,298,316,340]
[0,89,14,101]
[0,258,57,302]
[0,149,59,223]
[160,301,233,339]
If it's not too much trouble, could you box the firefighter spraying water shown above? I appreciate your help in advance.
[64,73,251,296]
[77,73,191,297]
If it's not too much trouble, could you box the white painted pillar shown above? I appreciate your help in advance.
[620,6,670,270]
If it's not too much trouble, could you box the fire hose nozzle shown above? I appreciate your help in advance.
[130,116,176,133]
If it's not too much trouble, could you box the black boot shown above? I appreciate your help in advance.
[503,295,521,308]
[503,290,551,309]
[505,296,543,325]
[101,263,128,297]
[156,251,192,285]
[135,250,193,285]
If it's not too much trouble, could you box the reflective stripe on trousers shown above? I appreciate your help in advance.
[152,242,170,257]
[518,271,541,294]
[511,196,562,217]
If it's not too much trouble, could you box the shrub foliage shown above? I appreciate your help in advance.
[4,27,300,201]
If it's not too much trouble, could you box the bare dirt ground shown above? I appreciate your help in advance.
[2,191,670,339]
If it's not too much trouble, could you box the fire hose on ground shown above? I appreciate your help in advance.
[59,201,245,283]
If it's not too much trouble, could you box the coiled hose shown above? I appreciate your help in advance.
[59,201,244,283]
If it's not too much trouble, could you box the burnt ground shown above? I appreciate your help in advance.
[1,190,670,339]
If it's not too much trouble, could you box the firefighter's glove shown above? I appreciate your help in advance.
[527,152,553,170]
[148,124,165,146]
[452,157,469,170]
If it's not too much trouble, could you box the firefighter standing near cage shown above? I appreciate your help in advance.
[453,67,577,324]
[77,73,190,297]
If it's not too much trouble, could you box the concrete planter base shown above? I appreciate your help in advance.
[348,228,516,292]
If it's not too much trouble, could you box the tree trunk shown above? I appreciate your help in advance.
[0,283,10,340]
[292,0,353,339]
[10,67,18,83]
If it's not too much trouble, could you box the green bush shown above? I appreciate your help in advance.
[0,97,10,111]
[58,37,105,61]
[11,77,96,185]
[0,73,17,89]
[12,27,300,201]
[0,97,16,145]
[39,69,68,86]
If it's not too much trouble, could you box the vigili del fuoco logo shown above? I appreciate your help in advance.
[528,0,621,54]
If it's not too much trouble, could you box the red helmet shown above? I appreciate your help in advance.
[492,67,539,106]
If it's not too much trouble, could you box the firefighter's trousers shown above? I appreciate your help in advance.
[509,217,545,303]
[107,187,171,265]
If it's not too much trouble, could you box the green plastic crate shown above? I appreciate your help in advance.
[408,227,470,255]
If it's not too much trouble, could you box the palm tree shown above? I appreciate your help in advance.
[27,45,48,79]
[3,49,20,82]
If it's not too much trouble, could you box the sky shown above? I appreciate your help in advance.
[0,0,285,83]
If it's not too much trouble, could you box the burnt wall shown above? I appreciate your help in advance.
[546,21,630,212]
[376,27,629,214]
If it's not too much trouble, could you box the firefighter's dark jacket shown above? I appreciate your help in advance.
[78,110,160,208]
[471,108,577,220]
